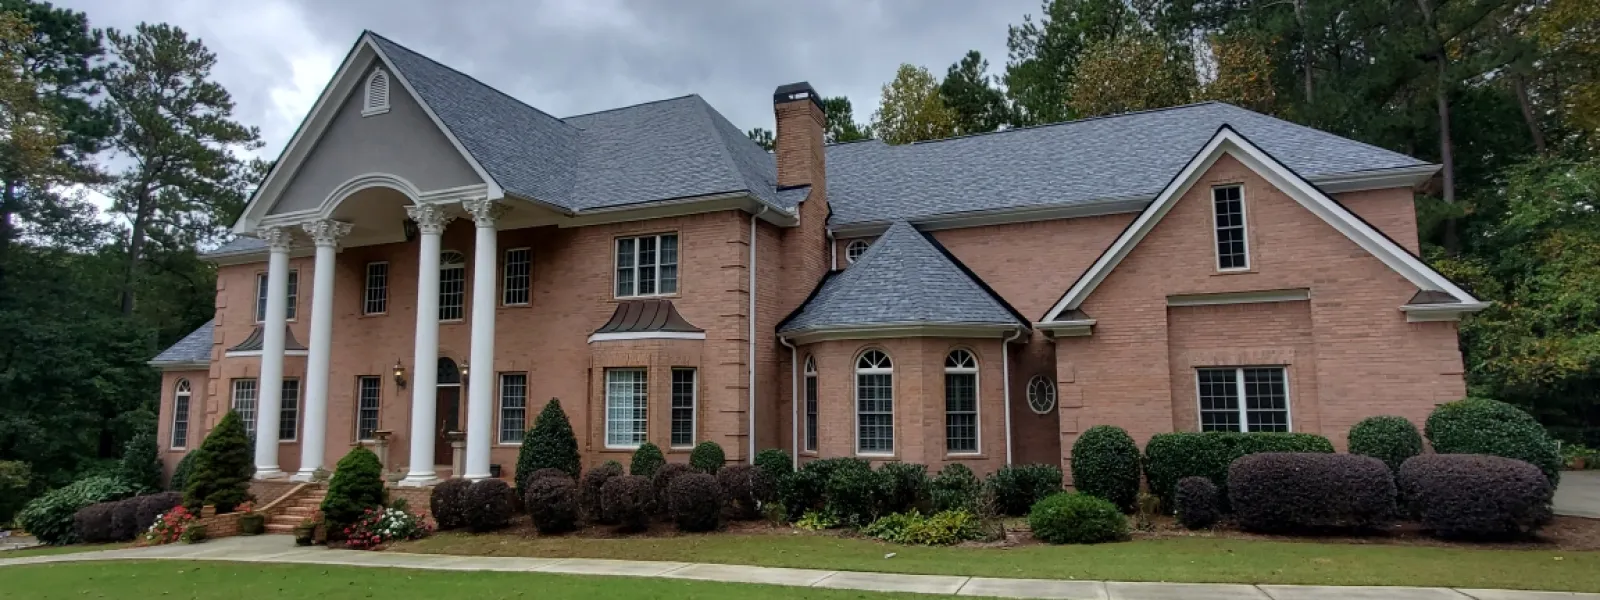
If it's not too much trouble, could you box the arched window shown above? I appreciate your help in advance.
[845,239,871,264]
[171,379,192,449]
[363,68,391,116]
[944,349,979,454]
[855,349,894,454]
[803,356,818,452]
[440,250,466,320]
[1027,375,1056,414]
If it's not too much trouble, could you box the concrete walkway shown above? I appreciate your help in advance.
[1,535,1596,600]
[1557,471,1600,519]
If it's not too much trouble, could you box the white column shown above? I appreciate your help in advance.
[293,220,351,482]
[253,226,293,480]
[400,204,453,486]
[462,198,506,480]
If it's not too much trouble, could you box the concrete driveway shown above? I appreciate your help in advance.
[1556,470,1600,518]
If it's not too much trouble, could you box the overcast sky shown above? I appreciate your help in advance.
[60,0,1039,162]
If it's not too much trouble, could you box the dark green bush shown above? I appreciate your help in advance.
[824,461,885,525]
[630,442,666,478]
[988,464,1063,516]
[1426,398,1561,485]
[930,464,983,512]
[1348,416,1424,474]
[429,479,473,530]
[1028,492,1128,544]
[120,433,163,494]
[464,479,515,532]
[754,448,793,497]
[516,399,582,487]
[0,460,30,526]
[668,472,722,532]
[878,462,929,515]
[74,501,119,543]
[319,446,387,528]
[1228,453,1395,533]
[1143,431,1334,508]
[602,475,655,531]
[1399,454,1553,539]
[184,411,255,514]
[779,458,868,520]
[689,441,726,474]
[19,475,136,545]
[135,492,182,537]
[1175,476,1219,530]
[652,463,691,513]
[169,451,199,492]
[581,461,625,524]
[1070,425,1142,512]
[716,464,763,520]
[525,474,580,534]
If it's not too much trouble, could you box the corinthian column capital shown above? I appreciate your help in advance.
[257,226,294,252]
[301,220,353,248]
[461,198,508,228]
[405,204,455,235]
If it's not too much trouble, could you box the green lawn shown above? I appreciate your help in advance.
[396,531,1600,592]
[0,543,124,558]
[2,560,959,599]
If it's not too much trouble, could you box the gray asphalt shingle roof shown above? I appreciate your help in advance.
[779,221,1025,333]
[151,320,214,365]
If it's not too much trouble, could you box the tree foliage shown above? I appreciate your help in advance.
[872,64,958,145]
[939,51,1009,135]
[1067,33,1196,118]
[183,410,252,513]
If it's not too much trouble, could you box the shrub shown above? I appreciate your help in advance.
[169,451,199,492]
[181,522,208,543]
[652,463,691,513]
[429,479,473,530]
[581,461,625,523]
[526,468,569,487]
[988,464,1063,517]
[120,433,163,493]
[864,509,984,545]
[601,475,655,531]
[753,448,793,497]
[345,506,431,549]
[319,447,387,530]
[74,501,118,543]
[1174,476,1219,530]
[1426,398,1561,485]
[1070,425,1142,512]
[794,509,838,530]
[1143,431,1334,508]
[668,472,722,532]
[0,460,30,526]
[689,441,726,474]
[135,492,183,536]
[779,458,868,520]
[825,461,885,525]
[463,479,515,532]
[930,464,983,512]
[184,411,255,513]
[1228,453,1395,533]
[1348,416,1424,474]
[716,465,764,520]
[525,474,580,534]
[111,497,144,541]
[516,399,582,487]
[18,475,136,545]
[878,462,929,514]
[1028,493,1128,544]
[628,442,666,478]
[1399,454,1553,539]
[143,504,196,545]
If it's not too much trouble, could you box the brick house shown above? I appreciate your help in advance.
[150,32,1484,487]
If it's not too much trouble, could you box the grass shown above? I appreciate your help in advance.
[396,531,1600,592]
[1,543,124,558]
[1,560,962,599]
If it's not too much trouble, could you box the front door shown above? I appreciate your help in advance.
[435,386,460,466]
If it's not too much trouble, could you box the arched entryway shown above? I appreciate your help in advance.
[435,356,462,466]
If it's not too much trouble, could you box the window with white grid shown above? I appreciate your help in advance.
[171,379,192,449]
[439,250,466,320]
[498,373,527,444]
[944,349,979,454]
[255,270,299,322]
[615,233,678,297]
[356,376,381,441]
[670,368,696,448]
[804,356,818,452]
[503,248,531,306]
[855,350,894,454]
[364,262,388,315]
[1213,185,1249,270]
[278,378,299,441]
[845,239,871,264]
[231,378,258,437]
[605,368,648,448]
[1197,367,1289,432]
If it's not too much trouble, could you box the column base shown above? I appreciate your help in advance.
[396,472,439,487]
[463,472,493,481]
[289,469,321,483]
[253,469,289,481]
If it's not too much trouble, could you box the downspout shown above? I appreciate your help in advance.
[1001,328,1025,465]
[827,228,837,270]
[779,335,798,469]
[749,206,768,464]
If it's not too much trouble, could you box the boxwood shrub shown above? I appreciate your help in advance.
[463,478,514,532]
[1070,425,1142,512]
[429,478,473,530]
[753,448,793,498]
[1348,416,1424,474]
[668,472,722,532]
[778,458,868,520]
[1426,398,1561,485]
[601,475,655,531]
[630,443,666,478]
[1028,492,1128,544]
[1399,454,1553,539]
[825,461,885,525]
[524,474,580,534]
[580,461,625,524]
[878,462,929,514]
[988,464,1063,517]
[1144,431,1334,508]
[1228,453,1395,533]
[18,475,136,545]
[652,463,691,513]
[1174,476,1219,530]
[689,441,726,474]
[930,464,983,512]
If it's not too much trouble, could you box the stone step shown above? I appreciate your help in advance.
[264,523,297,533]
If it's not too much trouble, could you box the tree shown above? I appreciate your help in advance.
[1004,0,1137,124]
[320,446,386,527]
[939,50,1010,134]
[118,431,161,493]
[1202,32,1278,115]
[1068,33,1196,118]
[102,23,260,315]
[745,127,773,151]
[1533,0,1600,151]
[183,410,253,513]
[821,96,872,143]
[516,398,581,485]
[872,64,958,145]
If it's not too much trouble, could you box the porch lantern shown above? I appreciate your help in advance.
[460,361,470,380]
[393,360,407,389]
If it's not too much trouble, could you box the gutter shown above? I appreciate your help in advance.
[779,335,798,469]
[1001,328,1024,465]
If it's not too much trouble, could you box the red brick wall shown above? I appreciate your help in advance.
[157,369,209,483]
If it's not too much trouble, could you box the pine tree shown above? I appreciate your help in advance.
[118,431,162,493]
[319,446,386,527]
[516,398,580,486]
[183,410,253,513]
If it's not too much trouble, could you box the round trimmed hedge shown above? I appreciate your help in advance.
[715,465,764,520]
[1174,476,1219,530]
[581,461,625,524]
[930,463,983,512]
[524,474,580,534]
[878,462,929,515]
[429,478,473,530]
[630,443,666,478]
[987,464,1063,517]
[1348,416,1423,474]
[668,472,722,532]
[73,501,119,543]
[601,475,656,531]
[1027,492,1128,544]
[1070,425,1142,512]
[110,498,143,541]
[134,492,183,536]
[1228,453,1395,533]
[1399,454,1553,539]
[652,463,691,514]
[1143,432,1334,509]
[1426,398,1561,485]
[689,441,726,474]
[464,478,515,532]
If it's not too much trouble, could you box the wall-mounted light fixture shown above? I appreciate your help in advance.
[393,360,407,389]
[461,361,470,380]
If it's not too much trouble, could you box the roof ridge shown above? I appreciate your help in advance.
[562,94,702,121]
[898,101,1225,147]
[363,30,570,128]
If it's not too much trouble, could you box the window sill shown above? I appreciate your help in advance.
[1212,268,1257,276]
[944,453,988,460]
[359,312,387,318]
[610,293,681,302]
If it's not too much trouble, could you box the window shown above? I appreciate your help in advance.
[944,349,979,454]
[498,373,527,444]
[362,68,390,116]
[231,378,258,437]
[845,239,871,264]
[356,376,382,441]
[171,379,192,449]
[1213,185,1249,270]
[1027,375,1056,414]
[855,350,894,454]
[503,248,531,306]
[278,379,300,441]
[255,270,299,322]
[439,250,466,321]
[803,356,818,452]
[1197,367,1290,432]
[605,368,648,448]
[364,262,388,315]
[671,368,696,448]
[615,233,678,297]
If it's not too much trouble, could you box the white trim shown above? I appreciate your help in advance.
[1041,127,1484,322]
[670,367,698,450]
[613,232,680,299]
[587,331,706,343]
[170,379,192,450]
[361,68,391,116]
[1167,289,1310,307]
[1400,302,1491,322]
[496,372,528,446]
[845,239,870,264]
[365,39,503,200]
[501,247,532,306]
[783,322,1019,345]
[854,349,895,456]
[225,349,309,358]
[603,367,648,450]
[1210,184,1251,272]
[1000,328,1022,465]
[1312,164,1440,193]
[782,337,800,462]
[943,348,981,456]
[1195,366,1292,433]
[1026,375,1057,415]
[1034,319,1095,336]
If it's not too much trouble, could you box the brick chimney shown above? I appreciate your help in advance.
[773,82,826,189]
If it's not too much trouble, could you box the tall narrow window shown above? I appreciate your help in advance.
[364,262,388,315]
[671,368,696,448]
[1197,367,1289,432]
[944,349,979,454]
[614,233,678,297]
[855,350,894,455]
[1213,185,1249,270]
[231,378,259,437]
[498,373,527,444]
[356,376,382,441]
[439,250,466,320]
[362,68,391,116]
[503,248,531,306]
[605,368,648,448]
[171,379,192,449]
[278,379,300,441]
[803,356,818,452]
[255,270,299,322]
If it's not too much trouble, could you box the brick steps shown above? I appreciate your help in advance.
[265,487,326,533]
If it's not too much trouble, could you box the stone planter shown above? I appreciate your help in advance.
[239,513,266,535]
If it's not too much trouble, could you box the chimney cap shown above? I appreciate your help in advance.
[773,82,824,111]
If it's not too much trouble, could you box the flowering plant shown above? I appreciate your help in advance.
[144,505,197,545]
[343,507,432,550]
[237,501,256,514]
